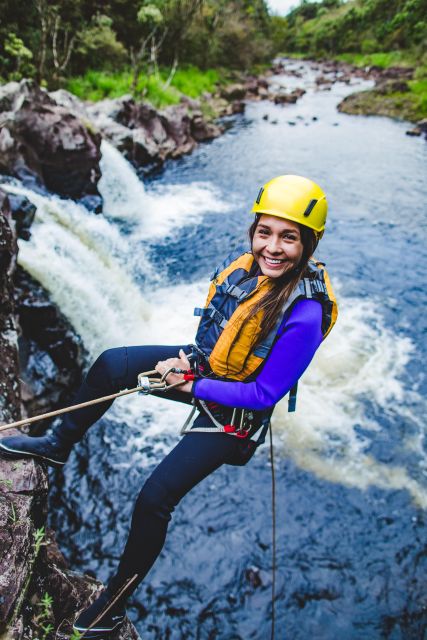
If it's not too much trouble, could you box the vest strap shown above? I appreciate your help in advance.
[194,304,228,329]
[288,382,298,412]
[303,278,313,298]
[253,286,303,358]
[225,283,249,301]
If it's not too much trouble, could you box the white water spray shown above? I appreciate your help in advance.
[2,139,425,508]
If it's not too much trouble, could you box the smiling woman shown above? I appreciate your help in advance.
[0,174,337,637]
[252,216,304,278]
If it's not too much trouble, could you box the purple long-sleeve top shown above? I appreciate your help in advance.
[192,298,323,410]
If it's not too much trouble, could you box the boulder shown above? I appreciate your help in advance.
[0,122,44,192]
[0,80,102,200]
[272,87,306,105]
[160,104,197,158]
[220,83,247,101]
[375,79,410,94]
[231,100,245,114]
[381,66,414,80]
[7,193,36,240]
[13,267,86,428]
[190,111,222,142]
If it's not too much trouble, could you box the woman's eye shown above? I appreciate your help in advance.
[284,234,297,241]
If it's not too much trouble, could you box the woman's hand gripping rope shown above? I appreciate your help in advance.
[152,349,194,393]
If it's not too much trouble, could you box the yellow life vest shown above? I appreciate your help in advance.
[194,251,338,383]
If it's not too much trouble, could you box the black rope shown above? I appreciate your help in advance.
[269,423,276,640]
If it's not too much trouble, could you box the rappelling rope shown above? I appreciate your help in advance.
[0,368,188,433]
[269,422,276,640]
[76,573,139,639]
[1,364,279,640]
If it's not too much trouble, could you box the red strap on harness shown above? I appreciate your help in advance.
[224,424,235,433]
[183,373,195,381]
[224,424,248,438]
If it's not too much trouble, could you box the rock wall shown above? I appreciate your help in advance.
[0,190,139,639]
[0,189,20,424]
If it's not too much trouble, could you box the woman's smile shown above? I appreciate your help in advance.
[252,214,304,278]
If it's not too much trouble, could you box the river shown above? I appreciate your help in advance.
[2,59,427,639]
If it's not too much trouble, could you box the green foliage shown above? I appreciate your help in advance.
[67,70,135,101]
[4,32,32,61]
[1,31,34,79]
[66,65,221,106]
[74,14,127,71]
[0,0,272,86]
[335,51,416,68]
[33,592,54,640]
[137,4,163,25]
[273,0,427,58]
[168,65,220,97]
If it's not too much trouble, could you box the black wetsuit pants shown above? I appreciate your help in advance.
[57,345,255,604]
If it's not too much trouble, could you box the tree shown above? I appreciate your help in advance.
[129,2,164,93]
[3,32,34,79]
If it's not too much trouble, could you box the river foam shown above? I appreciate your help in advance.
[145,281,427,508]
[2,136,425,509]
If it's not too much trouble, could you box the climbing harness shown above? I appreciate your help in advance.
[0,366,194,433]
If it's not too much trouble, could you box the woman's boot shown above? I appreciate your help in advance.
[0,428,74,468]
[73,574,139,638]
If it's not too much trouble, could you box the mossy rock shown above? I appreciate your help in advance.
[338,88,425,123]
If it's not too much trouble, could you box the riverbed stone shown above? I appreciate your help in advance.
[220,83,247,101]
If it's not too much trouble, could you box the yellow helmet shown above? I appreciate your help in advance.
[251,175,328,237]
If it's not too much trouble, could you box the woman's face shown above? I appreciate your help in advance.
[252,214,304,279]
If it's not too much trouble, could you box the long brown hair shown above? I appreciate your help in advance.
[246,214,319,346]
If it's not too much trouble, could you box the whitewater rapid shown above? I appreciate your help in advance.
[2,139,425,507]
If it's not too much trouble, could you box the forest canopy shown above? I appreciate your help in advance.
[1,0,426,94]
[0,0,272,86]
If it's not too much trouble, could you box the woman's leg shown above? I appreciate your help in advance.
[0,344,192,465]
[59,344,192,444]
[74,432,244,632]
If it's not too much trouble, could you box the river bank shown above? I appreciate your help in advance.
[284,52,427,133]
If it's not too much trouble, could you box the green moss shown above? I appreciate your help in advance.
[339,88,427,122]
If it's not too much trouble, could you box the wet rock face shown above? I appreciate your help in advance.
[7,193,36,240]
[85,94,222,172]
[0,188,21,424]
[0,79,102,200]
[14,266,86,430]
[0,191,140,639]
